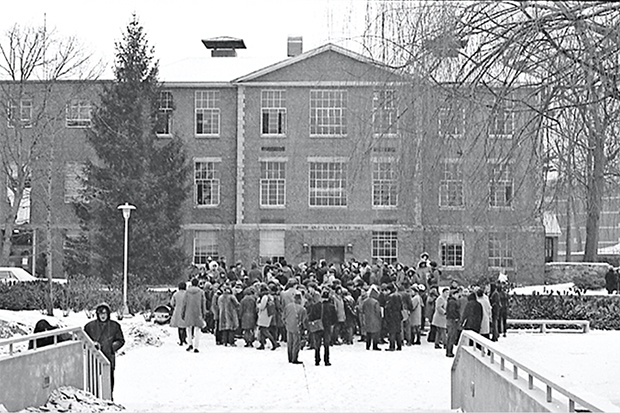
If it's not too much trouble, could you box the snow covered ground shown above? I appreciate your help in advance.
[1,306,619,412]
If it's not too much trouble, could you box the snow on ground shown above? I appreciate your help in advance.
[2,299,620,412]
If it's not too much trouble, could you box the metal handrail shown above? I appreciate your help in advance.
[455,330,618,412]
[0,325,112,400]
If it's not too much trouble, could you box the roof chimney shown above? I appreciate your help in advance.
[287,36,303,57]
[202,36,246,57]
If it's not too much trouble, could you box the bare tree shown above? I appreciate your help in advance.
[0,23,101,314]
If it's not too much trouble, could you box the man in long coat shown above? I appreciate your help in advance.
[384,284,404,351]
[283,291,308,364]
[239,287,257,347]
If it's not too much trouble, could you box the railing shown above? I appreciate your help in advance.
[456,330,618,412]
[0,325,112,400]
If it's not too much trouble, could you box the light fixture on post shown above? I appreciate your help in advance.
[117,202,136,319]
[302,243,309,253]
[346,243,353,253]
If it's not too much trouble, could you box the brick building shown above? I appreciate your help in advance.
[2,40,545,284]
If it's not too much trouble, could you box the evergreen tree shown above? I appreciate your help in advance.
[74,15,190,285]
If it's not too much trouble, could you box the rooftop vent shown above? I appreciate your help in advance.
[202,36,246,57]
[287,36,303,57]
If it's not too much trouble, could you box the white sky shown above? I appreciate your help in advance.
[1,0,371,79]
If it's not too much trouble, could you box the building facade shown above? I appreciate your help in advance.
[2,42,545,284]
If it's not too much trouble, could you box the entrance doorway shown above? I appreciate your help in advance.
[311,246,345,264]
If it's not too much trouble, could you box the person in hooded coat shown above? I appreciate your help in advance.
[84,303,125,394]
[169,281,187,345]
[460,292,483,333]
[181,278,207,352]
[218,286,240,346]
[361,285,382,350]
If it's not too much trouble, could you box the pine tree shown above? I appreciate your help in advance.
[74,14,190,285]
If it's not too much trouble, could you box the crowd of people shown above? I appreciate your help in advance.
[168,253,511,365]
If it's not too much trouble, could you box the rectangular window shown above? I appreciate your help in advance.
[66,100,92,128]
[372,159,397,207]
[260,161,286,207]
[260,231,285,263]
[64,163,86,203]
[440,160,464,208]
[310,90,347,136]
[194,230,218,265]
[195,160,220,206]
[488,232,513,269]
[156,91,173,135]
[490,99,514,137]
[373,89,397,136]
[309,161,347,207]
[195,91,220,136]
[441,233,464,268]
[372,231,398,264]
[439,104,464,137]
[7,99,33,128]
[545,237,554,262]
[489,163,513,208]
[261,90,286,135]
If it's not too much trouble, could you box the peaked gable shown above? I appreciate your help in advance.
[234,44,403,84]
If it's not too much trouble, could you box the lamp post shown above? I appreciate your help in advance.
[118,203,136,318]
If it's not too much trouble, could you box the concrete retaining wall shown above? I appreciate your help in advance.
[451,347,565,412]
[0,341,83,412]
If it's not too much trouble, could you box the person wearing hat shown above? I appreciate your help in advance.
[218,285,240,346]
[283,290,308,364]
[307,288,338,365]
[84,303,125,396]
[361,285,383,350]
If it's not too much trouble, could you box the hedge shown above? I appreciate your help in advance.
[0,276,173,315]
[509,293,620,330]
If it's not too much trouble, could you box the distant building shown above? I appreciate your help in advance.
[0,38,546,283]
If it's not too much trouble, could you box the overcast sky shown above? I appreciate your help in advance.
[1,0,370,78]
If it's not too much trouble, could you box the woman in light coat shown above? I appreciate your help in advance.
[170,281,187,346]
[218,286,240,346]
[476,287,492,339]
[181,278,207,352]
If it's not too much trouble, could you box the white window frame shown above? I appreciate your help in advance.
[156,91,173,136]
[488,232,513,269]
[194,158,221,207]
[66,100,92,128]
[439,159,464,209]
[489,99,514,138]
[310,90,347,137]
[308,158,347,207]
[7,99,33,128]
[440,233,464,268]
[372,89,398,137]
[438,104,464,138]
[194,230,218,265]
[489,162,513,208]
[64,162,86,203]
[260,159,286,208]
[195,91,220,137]
[261,90,286,136]
[372,231,398,264]
[372,158,398,208]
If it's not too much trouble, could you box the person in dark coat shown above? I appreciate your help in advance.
[460,292,483,333]
[28,319,72,350]
[489,283,501,342]
[307,288,338,366]
[239,287,258,347]
[605,268,618,294]
[84,303,125,394]
[361,285,383,350]
[384,284,404,351]
[445,288,461,357]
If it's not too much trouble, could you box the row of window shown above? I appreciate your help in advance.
[193,230,514,269]
[63,159,514,209]
[5,92,516,140]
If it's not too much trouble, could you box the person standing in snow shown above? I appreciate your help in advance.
[84,303,125,395]
[361,285,383,350]
[431,288,449,350]
[283,290,308,364]
[169,281,188,346]
[308,288,338,366]
[460,292,483,333]
[476,287,492,339]
[239,287,258,347]
[256,284,279,350]
[181,278,207,353]
[218,285,240,346]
